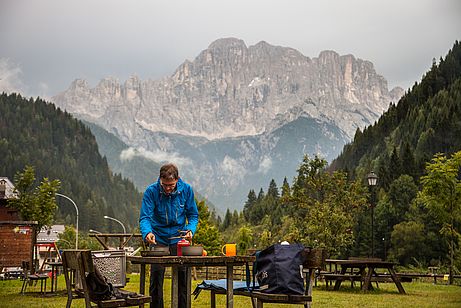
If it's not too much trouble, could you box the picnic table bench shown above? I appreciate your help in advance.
[194,247,324,308]
[205,284,314,308]
[322,272,363,287]
[324,258,406,294]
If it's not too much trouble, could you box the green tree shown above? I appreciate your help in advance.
[267,179,279,198]
[246,189,266,224]
[257,188,265,202]
[57,226,100,250]
[281,177,291,198]
[282,177,291,197]
[417,151,461,284]
[193,200,222,255]
[8,165,61,233]
[264,179,282,227]
[57,225,77,249]
[232,210,239,226]
[243,189,257,221]
[236,226,253,255]
[285,155,368,256]
[221,208,232,231]
[389,221,427,265]
[400,142,416,179]
[277,215,300,244]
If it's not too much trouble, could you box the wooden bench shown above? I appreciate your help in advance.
[209,289,313,308]
[62,250,150,308]
[322,273,363,288]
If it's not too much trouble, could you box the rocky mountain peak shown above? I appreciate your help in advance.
[318,50,340,62]
[69,78,89,90]
[208,37,247,50]
[53,38,403,141]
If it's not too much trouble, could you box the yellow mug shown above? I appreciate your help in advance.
[221,243,237,256]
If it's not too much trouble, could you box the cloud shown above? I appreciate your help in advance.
[221,156,246,179]
[37,82,50,98]
[257,156,272,174]
[120,147,192,166]
[0,58,24,94]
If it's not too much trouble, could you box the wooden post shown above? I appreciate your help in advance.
[171,266,179,308]
[226,265,234,308]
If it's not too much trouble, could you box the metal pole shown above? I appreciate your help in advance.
[371,196,374,258]
[56,193,79,249]
[104,215,126,234]
[367,171,378,259]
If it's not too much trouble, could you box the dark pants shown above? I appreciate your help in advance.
[149,244,187,308]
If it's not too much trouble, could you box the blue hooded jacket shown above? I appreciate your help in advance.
[139,178,199,246]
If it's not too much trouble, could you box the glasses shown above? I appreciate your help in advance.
[161,180,177,189]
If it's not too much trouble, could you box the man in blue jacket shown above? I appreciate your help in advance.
[140,163,199,308]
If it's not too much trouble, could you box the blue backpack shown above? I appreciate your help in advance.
[253,243,306,295]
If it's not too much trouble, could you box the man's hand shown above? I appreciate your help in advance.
[184,230,193,240]
[146,232,156,244]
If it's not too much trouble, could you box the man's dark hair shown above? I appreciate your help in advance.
[159,163,179,181]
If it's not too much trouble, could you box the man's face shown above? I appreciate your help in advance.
[160,178,178,194]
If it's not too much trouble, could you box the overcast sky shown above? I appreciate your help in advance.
[1,0,460,98]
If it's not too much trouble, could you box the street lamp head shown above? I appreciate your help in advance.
[367,171,378,186]
[103,215,126,234]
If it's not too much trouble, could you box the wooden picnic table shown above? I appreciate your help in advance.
[326,259,405,294]
[127,255,255,308]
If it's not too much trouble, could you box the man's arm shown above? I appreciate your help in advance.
[184,186,199,235]
[139,188,155,242]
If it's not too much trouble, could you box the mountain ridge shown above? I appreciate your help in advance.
[53,38,403,141]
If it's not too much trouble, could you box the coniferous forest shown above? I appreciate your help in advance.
[0,93,142,233]
[330,40,461,182]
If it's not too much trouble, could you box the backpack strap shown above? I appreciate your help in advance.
[252,251,260,291]
[245,261,251,291]
[245,250,261,292]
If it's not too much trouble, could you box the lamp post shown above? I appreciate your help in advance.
[367,171,378,258]
[89,229,102,234]
[55,193,79,249]
[103,215,126,234]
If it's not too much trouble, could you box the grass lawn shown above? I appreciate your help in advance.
[1,274,460,307]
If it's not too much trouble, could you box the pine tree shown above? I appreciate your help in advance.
[281,177,291,198]
[267,179,279,198]
[243,189,257,222]
[221,209,232,230]
[193,200,222,255]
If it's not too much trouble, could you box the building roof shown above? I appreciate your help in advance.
[36,224,66,243]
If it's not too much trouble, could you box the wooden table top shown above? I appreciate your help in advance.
[127,255,255,266]
[45,261,63,266]
[325,259,395,267]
